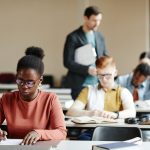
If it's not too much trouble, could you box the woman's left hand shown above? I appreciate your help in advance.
[20,131,40,145]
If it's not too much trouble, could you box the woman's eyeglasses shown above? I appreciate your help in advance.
[16,79,38,88]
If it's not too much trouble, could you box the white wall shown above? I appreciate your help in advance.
[89,0,149,75]
[0,0,149,86]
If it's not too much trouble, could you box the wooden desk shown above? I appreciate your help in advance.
[0,140,149,150]
[43,88,71,94]
[136,108,150,113]
[136,108,150,117]
[135,101,150,116]
[66,119,150,130]
[66,118,150,140]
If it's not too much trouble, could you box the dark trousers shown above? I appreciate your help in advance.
[78,129,94,140]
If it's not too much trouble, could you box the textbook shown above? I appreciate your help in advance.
[92,142,138,150]
[75,44,96,65]
[71,116,118,124]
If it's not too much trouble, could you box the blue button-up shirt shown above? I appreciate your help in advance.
[116,73,150,100]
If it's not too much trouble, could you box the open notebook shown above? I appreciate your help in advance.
[71,116,118,124]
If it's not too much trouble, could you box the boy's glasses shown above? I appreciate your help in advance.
[16,79,38,88]
[97,74,112,80]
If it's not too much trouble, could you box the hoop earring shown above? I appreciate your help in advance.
[38,83,42,89]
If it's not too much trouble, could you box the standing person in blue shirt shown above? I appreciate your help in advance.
[116,63,150,101]
[63,6,108,100]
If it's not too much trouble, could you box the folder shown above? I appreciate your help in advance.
[75,44,96,65]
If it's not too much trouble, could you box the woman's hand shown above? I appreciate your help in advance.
[20,131,40,145]
[0,129,7,141]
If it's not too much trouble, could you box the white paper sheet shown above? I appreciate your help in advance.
[0,139,22,145]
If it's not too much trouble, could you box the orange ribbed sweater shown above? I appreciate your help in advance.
[0,91,67,140]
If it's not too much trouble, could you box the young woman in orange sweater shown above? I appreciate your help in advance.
[0,47,66,145]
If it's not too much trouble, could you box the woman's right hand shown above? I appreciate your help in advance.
[0,129,7,141]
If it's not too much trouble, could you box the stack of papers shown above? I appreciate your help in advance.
[71,116,118,124]
[92,141,138,150]
[92,137,142,150]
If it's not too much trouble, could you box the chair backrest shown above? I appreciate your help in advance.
[42,74,54,87]
[92,126,142,141]
[0,73,16,83]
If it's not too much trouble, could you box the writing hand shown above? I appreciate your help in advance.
[20,131,40,145]
[0,129,7,141]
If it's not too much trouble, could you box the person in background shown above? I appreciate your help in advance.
[66,56,136,140]
[63,6,108,100]
[139,51,150,65]
[116,63,150,101]
[0,47,66,145]
[116,52,150,142]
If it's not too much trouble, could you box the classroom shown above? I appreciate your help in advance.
[0,0,150,149]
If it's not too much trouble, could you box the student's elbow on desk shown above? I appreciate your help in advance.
[66,108,78,117]
[127,109,136,118]
[66,108,90,117]
[66,109,73,116]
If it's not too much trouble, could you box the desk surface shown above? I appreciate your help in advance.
[66,119,150,129]
[136,108,150,113]
[0,140,149,150]
[2,118,150,129]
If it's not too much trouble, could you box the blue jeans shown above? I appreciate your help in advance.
[78,129,94,140]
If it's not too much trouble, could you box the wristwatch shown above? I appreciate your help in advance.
[114,111,119,119]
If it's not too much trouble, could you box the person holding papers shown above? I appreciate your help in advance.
[63,6,108,100]
[0,48,66,145]
[66,56,136,140]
